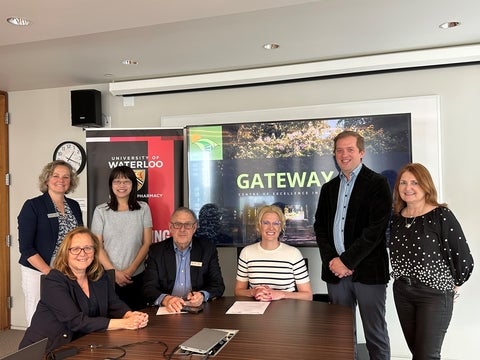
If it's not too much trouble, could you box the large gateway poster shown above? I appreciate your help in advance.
[187,114,411,247]
[86,128,184,243]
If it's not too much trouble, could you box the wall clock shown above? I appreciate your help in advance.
[53,141,87,174]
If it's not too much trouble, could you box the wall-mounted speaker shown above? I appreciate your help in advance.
[71,89,103,127]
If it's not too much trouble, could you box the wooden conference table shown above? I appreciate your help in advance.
[60,297,354,360]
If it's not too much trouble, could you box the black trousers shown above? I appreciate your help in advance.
[115,272,147,310]
[393,277,454,360]
[327,277,390,360]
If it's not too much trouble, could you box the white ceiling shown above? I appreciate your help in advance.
[1,0,479,92]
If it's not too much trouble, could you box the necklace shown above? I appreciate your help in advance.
[405,217,416,229]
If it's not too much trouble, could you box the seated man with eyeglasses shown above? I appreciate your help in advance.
[143,207,225,312]
[234,205,313,301]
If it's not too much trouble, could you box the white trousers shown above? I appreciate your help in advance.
[21,265,42,326]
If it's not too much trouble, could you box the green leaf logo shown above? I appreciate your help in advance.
[189,126,223,160]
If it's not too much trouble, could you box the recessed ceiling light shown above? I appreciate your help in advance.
[439,21,461,29]
[122,60,139,65]
[6,16,31,26]
[263,43,280,50]
[104,74,114,78]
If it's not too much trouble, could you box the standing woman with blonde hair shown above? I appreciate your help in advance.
[18,160,83,325]
[389,163,474,359]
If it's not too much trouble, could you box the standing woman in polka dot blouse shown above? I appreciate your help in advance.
[389,163,474,360]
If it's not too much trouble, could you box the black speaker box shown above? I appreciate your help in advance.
[71,89,102,127]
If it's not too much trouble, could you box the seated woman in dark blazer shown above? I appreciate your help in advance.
[19,227,149,354]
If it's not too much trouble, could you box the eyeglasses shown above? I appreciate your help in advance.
[68,246,95,255]
[112,179,132,186]
[170,222,196,230]
[261,221,282,227]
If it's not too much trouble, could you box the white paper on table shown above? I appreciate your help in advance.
[225,301,270,314]
[156,307,187,315]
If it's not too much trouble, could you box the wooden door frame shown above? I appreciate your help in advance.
[0,91,10,329]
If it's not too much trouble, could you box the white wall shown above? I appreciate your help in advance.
[8,65,480,359]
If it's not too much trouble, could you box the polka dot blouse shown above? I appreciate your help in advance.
[389,206,474,291]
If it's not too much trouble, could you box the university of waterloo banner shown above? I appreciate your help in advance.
[86,128,184,243]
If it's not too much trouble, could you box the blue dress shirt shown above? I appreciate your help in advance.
[333,163,362,255]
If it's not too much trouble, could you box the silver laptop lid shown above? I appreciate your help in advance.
[179,328,229,354]
[1,338,48,360]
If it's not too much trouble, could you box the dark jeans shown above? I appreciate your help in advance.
[115,272,147,310]
[393,277,454,360]
[327,277,390,360]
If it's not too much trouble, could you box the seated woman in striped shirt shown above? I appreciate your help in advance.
[235,205,313,301]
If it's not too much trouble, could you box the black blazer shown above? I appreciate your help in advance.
[18,192,83,269]
[143,236,225,304]
[314,165,392,285]
[19,269,130,353]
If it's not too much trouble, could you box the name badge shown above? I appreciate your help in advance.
[190,261,202,267]
[47,212,59,218]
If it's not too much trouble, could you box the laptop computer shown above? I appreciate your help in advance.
[179,328,229,355]
[0,338,48,360]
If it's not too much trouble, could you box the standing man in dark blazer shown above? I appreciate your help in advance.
[314,130,392,360]
[143,207,225,312]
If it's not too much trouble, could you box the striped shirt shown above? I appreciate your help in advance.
[236,242,310,291]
